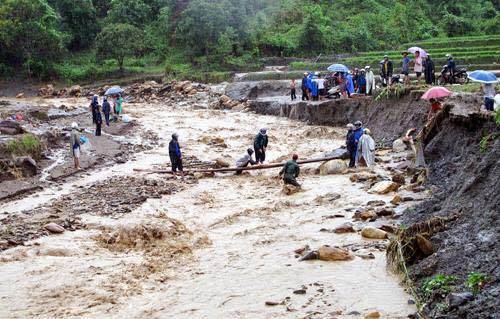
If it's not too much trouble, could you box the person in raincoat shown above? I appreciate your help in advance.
[169,133,184,180]
[235,148,257,175]
[113,94,123,121]
[352,121,364,166]
[90,95,99,124]
[69,122,81,170]
[346,123,356,168]
[301,73,309,101]
[253,128,268,164]
[311,74,319,101]
[365,66,376,95]
[346,72,354,97]
[356,128,376,167]
[357,70,366,94]
[307,72,314,100]
[102,97,111,126]
[279,154,300,187]
[424,55,435,85]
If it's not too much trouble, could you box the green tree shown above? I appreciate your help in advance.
[95,23,142,71]
[0,0,65,78]
[50,0,99,50]
[107,0,151,27]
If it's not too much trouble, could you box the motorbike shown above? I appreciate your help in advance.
[437,65,469,85]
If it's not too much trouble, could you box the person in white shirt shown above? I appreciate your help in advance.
[313,73,326,100]
[414,50,423,85]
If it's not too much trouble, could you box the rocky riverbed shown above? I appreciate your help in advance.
[0,81,434,318]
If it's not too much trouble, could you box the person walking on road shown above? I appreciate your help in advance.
[279,154,301,187]
[235,148,257,175]
[69,122,81,170]
[254,128,268,164]
[346,123,356,168]
[169,133,184,180]
[356,128,376,167]
[102,97,111,126]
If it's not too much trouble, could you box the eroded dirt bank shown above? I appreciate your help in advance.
[0,86,420,318]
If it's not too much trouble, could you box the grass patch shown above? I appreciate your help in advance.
[421,274,458,300]
[5,134,43,159]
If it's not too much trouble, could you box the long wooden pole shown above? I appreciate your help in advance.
[135,154,345,174]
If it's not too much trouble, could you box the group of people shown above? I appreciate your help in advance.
[346,121,375,168]
[89,94,123,136]
[298,72,327,101]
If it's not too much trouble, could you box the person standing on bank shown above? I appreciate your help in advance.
[254,128,268,164]
[70,122,81,170]
[90,95,99,124]
[402,52,411,86]
[301,73,309,101]
[424,55,435,85]
[380,55,393,87]
[102,97,111,126]
[279,154,301,187]
[414,50,423,85]
[346,123,356,168]
[365,66,376,95]
[290,79,297,101]
[95,105,103,136]
[169,133,184,180]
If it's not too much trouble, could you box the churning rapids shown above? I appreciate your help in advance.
[0,92,417,319]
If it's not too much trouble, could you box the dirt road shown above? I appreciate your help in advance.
[0,96,417,318]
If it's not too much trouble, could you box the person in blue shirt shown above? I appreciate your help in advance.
[352,121,364,166]
[402,52,411,85]
[346,72,354,97]
[311,75,319,101]
[307,72,314,100]
[169,133,184,180]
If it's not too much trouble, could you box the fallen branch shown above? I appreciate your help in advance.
[134,155,344,174]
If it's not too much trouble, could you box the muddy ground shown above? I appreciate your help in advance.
[0,82,430,318]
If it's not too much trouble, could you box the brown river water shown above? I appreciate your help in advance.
[0,96,416,318]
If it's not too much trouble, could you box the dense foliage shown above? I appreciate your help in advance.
[0,0,498,81]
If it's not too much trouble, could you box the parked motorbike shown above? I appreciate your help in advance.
[437,65,469,85]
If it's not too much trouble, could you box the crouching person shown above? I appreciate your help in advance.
[235,148,257,175]
[279,154,301,187]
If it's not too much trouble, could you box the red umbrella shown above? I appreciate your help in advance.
[421,86,452,100]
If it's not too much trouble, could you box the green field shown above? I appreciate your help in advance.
[290,35,500,72]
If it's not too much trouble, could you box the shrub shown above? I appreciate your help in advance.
[466,272,488,295]
[421,274,458,300]
[5,134,43,159]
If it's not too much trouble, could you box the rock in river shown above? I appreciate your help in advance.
[319,159,347,175]
[44,223,65,234]
[318,245,354,261]
[369,181,400,194]
[334,222,355,233]
[361,226,387,239]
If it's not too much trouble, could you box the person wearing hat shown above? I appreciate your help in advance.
[169,133,184,180]
[401,52,411,85]
[69,122,81,170]
[346,123,356,168]
[301,73,309,101]
[380,55,393,87]
[235,148,257,175]
[356,128,376,167]
[254,128,268,164]
[352,121,364,167]
[365,66,375,95]
[279,154,301,187]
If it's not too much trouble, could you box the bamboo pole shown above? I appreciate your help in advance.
[134,154,346,174]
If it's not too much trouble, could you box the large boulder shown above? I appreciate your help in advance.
[361,226,388,239]
[350,172,380,182]
[324,147,350,160]
[319,159,348,175]
[317,245,354,261]
[282,184,301,195]
[0,120,24,135]
[68,85,82,96]
[369,181,400,194]
[14,156,38,177]
[44,222,65,234]
[333,222,355,233]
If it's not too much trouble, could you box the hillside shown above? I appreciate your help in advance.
[0,0,498,83]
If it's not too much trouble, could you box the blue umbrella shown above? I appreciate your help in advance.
[105,86,124,96]
[467,70,498,84]
[327,64,349,73]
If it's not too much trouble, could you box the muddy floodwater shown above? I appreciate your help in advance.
[0,96,417,318]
